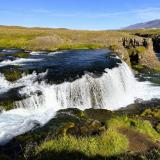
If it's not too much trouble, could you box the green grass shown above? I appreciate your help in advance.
[141,108,160,121]
[108,45,119,52]
[106,116,160,142]
[136,46,146,53]
[2,69,23,82]
[0,101,15,110]
[128,46,146,56]
[0,26,136,51]
[124,29,160,35]
[0,52,29,58]
[13,52,30,58]
[36,129,128,158]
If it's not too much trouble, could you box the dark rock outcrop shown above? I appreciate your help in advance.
[113,36,160,70]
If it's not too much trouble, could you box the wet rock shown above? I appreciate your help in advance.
[0,86,25,101]
[0,107,3,113]
[85,108,115,122]
[116,98,160,116]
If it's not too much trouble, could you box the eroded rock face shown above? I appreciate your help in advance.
[115,37,160,70]
[135,33,160,53]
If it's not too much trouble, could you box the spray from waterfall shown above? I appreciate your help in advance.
[0,61,160,144]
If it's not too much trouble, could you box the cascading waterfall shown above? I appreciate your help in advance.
[0,61,160,145]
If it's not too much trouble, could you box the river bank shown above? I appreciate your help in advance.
[0,27,160,159]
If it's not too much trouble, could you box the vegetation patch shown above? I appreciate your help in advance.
[35,129,128,159]
[0,100,15,110]
[0,52,29,58]
[13,52,29,58]
[108,45,119,52]
[141,108,160,121]
[0,26,133,51]
[2,69,23,82]
[106,116,160,142]
[127,46,146,56]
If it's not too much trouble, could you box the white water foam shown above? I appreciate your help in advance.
[49,51,64,55]
[0,62,160,144]
[0,58,43,67]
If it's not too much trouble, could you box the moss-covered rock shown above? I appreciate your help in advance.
[2,69,22,82]
[0,52,29,58]
[156,123,160,133]
[85,108,115,123]
[106,116,160,142]
[0,100,15,110]
[141,108,160,121]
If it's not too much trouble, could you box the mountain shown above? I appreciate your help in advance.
[123,19,160,30]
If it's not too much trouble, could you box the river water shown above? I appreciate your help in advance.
[0,49,160,144]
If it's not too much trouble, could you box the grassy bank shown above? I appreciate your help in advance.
[0,26,135,51]
[2,105,160,160]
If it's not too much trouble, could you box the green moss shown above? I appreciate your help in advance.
[156,123,160,133]
[141,108,160,121]
[58,43,103,50]
[36,129,128,158]
[132,64,146,72]
[85,109,115,122]
[127,48,135,56]
[0,52,29,58]
[106,116,160,142]
[0,101,15,110]
[2,69,22,81]
[108,45,119,52]
[136,46,146,53]
[154,67,160,72]
[128,46,146,56]
[13,52,29,58]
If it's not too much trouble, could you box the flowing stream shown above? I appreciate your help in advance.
[0,49,160,144]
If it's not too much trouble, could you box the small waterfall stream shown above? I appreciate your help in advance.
[0,50,160,145]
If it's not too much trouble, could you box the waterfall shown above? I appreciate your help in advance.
[0,61,160,144]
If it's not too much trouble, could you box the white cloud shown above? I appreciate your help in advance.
[135,7,160,20]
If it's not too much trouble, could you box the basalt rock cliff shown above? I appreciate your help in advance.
[112,36,160,71]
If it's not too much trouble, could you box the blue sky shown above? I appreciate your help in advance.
[0,0,160,30]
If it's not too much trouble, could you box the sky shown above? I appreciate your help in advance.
[0,0,160,30]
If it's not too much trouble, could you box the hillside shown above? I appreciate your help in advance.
[0,25,160,71]
[0,26,133,51]
[124,19,160,30]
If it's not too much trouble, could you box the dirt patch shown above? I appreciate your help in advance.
[119,127,157,153]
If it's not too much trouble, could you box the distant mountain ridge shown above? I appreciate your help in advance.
[124,19,160,30]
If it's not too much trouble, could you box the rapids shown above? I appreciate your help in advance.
[0,49,160,145]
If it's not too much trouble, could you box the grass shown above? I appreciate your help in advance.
[0,26,137,51]
[2,108,160,160]
[2,69,23,82]
[105,116,160,142]
[36,129,128,159]
[124,29,160,35]
[0,100,15,110]
[135,46,146,53]
[141,108,160,121]
[0,52,29,58]
[128,46,146,56]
